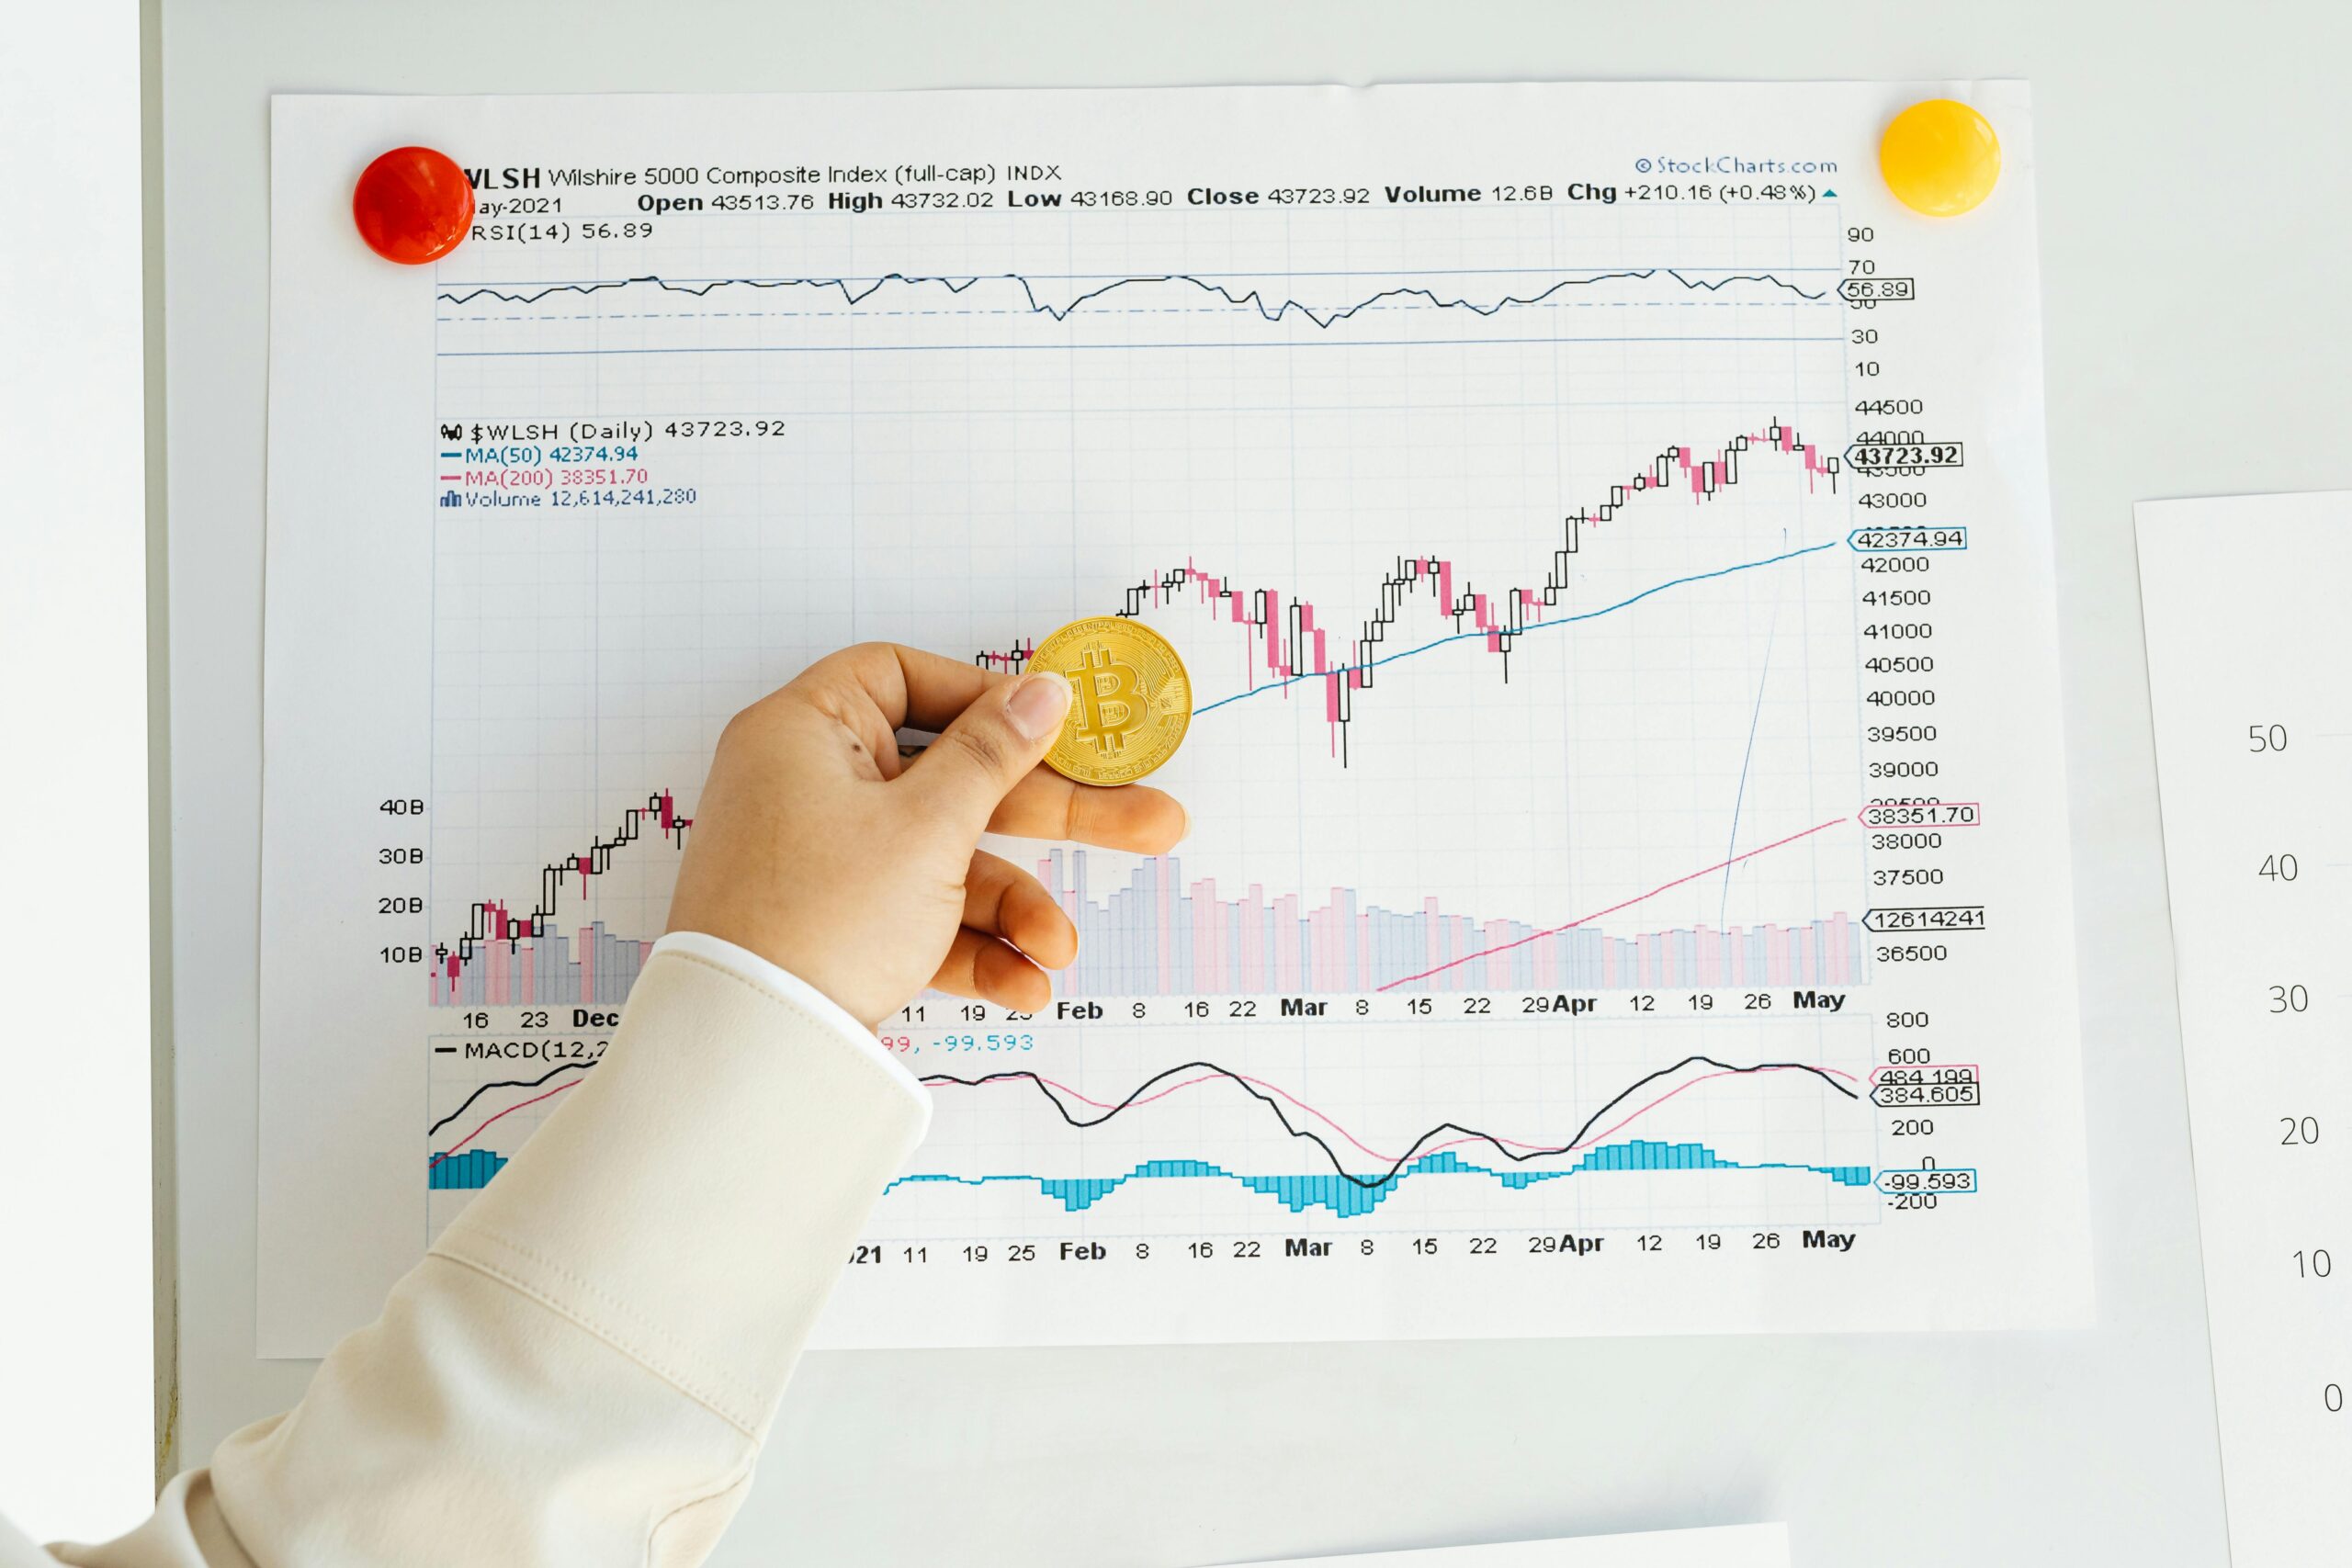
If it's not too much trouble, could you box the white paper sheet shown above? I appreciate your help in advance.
[2137,491,2352,1566]
[259,83,2091,1354]
[1227,1524,1789,1568]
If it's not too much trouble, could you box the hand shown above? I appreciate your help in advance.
[665,642,1188,1029]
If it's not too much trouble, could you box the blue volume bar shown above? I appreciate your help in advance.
[428,1148,511,1190]
[888,1140,1872,1219]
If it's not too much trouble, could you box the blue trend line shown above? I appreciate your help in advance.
[886,1143,1873,1220]
[1190,539,1840,718]
[435,266,1830,323]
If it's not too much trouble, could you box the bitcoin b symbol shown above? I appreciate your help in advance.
[1025,616,1188,784]
[1070,645,1149,757]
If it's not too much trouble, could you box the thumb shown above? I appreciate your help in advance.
[910,670,1073,836]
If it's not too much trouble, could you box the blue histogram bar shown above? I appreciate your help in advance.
[886,1141,1872,1220]
[427,1148,511,1190]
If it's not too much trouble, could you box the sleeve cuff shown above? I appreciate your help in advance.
[650,931,930,1111]
[427,929,935,1436]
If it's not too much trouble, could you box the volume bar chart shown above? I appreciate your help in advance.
[429,922,656,1008]
[1038,849,1862,997]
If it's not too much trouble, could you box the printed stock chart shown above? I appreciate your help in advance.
[259,85,2092,1351]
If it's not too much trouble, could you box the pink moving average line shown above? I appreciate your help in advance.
[1375,815,1852,991]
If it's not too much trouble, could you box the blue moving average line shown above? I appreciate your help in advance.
[435,266,1831,324]
[1190,539,1841,717]
[888,1142,1874,1220]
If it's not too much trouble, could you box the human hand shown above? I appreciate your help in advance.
[665,642,1188,1029]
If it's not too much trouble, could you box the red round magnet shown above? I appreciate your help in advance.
[352,146,474,265]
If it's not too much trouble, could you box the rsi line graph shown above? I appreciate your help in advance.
[433,265,1833,323]
[975,421,1840,761]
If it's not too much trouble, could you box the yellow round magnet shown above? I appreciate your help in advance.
[1878,99,2001,217]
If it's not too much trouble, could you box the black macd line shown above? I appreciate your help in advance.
[426,1060,594,1138]
[921,1054,1860,1193]
[435,267,1829,321]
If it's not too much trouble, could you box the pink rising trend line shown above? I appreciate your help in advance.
[1376,815,1853,992]
[973,419,1840,761]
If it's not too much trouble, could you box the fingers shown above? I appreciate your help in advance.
[931,927,1053,1013]
[797,642,1010,735]
[928,849,1076,1011]
[989,770,1187,853]
[790,642,1189,852]
[904,670,1074,839]
[962,849,1079,969]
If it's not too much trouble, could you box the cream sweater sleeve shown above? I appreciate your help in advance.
[18,934,929,1568]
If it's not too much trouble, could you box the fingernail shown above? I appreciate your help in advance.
[1006,671,1072,740]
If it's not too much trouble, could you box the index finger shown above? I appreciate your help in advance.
[988,768,1187,854]
[798,641,1012,734]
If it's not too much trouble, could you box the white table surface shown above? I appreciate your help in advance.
[156,2,2352,1562]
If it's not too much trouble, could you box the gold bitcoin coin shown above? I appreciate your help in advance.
[1024,616,1191,785]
